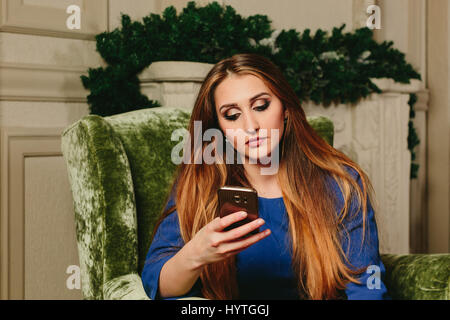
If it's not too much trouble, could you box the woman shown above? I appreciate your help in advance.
[141,53,390,300]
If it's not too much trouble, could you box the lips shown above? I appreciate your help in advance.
[246,137,263,144]
[246,137,267,147]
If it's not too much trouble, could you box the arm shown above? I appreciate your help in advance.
[141,209,203,299]
[158,238,204,298]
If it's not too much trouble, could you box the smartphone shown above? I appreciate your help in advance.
[217,185,259,236]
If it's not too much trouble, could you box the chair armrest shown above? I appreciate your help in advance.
[62,115,140,299]
[103,273,150,300]
[381,253,450,300]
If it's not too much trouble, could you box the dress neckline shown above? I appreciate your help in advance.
[258,195,284,200]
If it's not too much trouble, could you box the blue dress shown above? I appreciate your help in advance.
[141,168,391,300]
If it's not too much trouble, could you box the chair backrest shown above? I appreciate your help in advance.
[61,106,333,299]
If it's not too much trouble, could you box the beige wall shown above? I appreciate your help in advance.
[24,156,80,299]
[225,0,354,32]
[426,0,450,253]
[109,0,357,32]
[108,0,159,30]
[375,0,427,86]
[154,0,361,32]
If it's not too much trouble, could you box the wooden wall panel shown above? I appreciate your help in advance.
[1,127,82,299]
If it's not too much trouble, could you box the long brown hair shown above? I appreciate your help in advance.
[155,53,377,300]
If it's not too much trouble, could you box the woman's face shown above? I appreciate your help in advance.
[214,73,287,163]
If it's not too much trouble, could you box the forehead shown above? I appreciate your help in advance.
[214,74,270,106]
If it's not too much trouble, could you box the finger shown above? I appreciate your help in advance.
[220,217,266,242]
[211,211,248,232]
[223,247,247,258]
[218,228,271,254]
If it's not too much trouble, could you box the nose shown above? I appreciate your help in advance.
[244,112,259,135]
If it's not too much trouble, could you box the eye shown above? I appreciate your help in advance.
[253,100,270,111]
[222,100,270,121]
[224,109,241,121]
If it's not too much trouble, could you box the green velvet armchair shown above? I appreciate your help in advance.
[61,107,450,300]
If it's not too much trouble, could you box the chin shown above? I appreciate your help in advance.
[241,146,274,164]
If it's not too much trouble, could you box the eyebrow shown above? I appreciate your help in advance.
[218,92,271,112]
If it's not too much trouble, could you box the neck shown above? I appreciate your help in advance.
[242,158,282,198]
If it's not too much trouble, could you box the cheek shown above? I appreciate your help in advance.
[263,109,284,134]
[267,115,284,129]
[219,124,241,144]
[261,117,284,147]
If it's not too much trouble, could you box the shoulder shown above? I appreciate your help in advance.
[342,164,361,184]
[326,165,362,199]
[327,165,374,223]
[345,165,359,178]
[153,194,180,238]
[327,165,369,202]
[150,207,184,249]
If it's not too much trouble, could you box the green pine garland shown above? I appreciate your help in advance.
[408,93,420,179]
[81,1,421,178]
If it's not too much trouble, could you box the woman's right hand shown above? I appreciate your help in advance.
[184,211,271,269]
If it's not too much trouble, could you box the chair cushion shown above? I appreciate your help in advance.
[381,253,450,299]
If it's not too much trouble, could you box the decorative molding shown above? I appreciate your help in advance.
[140,61,214,109]
[414,89,429,112]
[0,62,88,102]
[371,78,425,93]
[0,127,65,299]
[371,79,429,112]
[0,0,108,40]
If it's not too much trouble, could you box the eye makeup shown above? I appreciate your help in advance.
[223,100,271,121]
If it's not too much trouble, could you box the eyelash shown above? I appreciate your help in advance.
[224,100,271,121]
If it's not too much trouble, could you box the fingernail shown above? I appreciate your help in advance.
[240,211,247,217]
